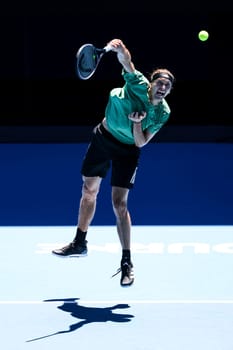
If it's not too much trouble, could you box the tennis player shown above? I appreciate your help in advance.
[52,39,175,287]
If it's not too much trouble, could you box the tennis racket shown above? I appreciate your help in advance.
[76,43,112,80]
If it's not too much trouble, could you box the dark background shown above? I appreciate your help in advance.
[1,1,233,128]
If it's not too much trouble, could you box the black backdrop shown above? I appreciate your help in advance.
[1,1,232,128]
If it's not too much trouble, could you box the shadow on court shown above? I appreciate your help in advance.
[26,298,134,342]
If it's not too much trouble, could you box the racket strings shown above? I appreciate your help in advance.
[77,44,105,80]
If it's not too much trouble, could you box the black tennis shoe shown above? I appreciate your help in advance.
[112,261,134,287]
[52,240,88,257]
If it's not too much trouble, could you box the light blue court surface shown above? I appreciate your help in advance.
[1,225,233,350]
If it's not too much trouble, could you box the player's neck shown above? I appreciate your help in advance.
[150,97,161,106]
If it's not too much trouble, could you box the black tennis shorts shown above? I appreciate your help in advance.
[81,123,141,189]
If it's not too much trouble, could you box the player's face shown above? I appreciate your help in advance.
[150,78,172,101]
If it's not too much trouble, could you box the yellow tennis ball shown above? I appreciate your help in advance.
[198,30,209,41]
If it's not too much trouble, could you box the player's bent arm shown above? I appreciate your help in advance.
[107,39,135,73]
[117,47,135,73]
[133,123,158,148]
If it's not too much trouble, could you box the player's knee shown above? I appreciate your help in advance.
[112,197,127,217]
[82,182,99,200]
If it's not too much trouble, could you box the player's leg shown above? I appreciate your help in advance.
[52,176,102,257]
[111,186,134,286]
[52,125,111,257]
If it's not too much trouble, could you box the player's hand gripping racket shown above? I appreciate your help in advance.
[76,43,112,80]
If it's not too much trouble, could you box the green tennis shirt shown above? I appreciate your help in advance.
[105,69,171,144]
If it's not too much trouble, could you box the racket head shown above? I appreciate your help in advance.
[76,43,105,80]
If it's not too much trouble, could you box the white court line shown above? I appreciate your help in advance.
[1,300,233,304]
